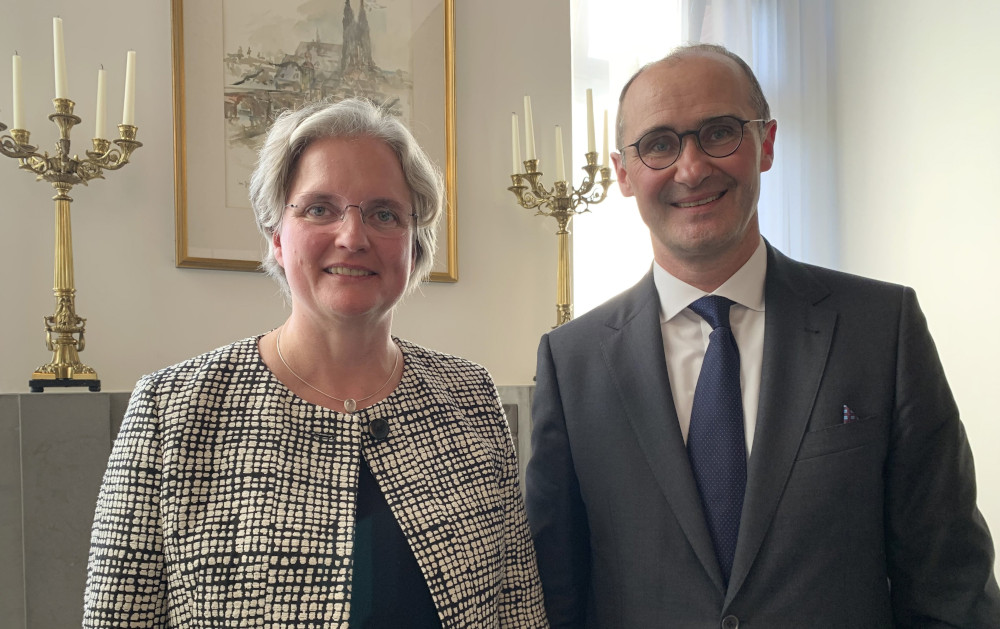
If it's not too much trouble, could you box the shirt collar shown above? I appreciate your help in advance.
[653,237,767,323]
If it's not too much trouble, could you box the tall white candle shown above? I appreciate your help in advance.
[95,67,107,138]
[53,17,68,99]
[586,88,596,153]
[554,125,566,182]
[511,112,522,174]
[12,53,25,130]
[602,109,609,168]
[523,95,536,161]
[122,50,136,125]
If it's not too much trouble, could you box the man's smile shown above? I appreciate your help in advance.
[673,190,725,208]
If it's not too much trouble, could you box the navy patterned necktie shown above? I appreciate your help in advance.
[686,295,747,585]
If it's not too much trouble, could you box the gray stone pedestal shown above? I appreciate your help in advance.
[0,386,532,628]
[0,392,129,629]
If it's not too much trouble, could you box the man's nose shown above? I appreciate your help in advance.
[671,136,712,187]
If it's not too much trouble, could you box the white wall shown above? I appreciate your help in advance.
[834,2,1000,552]
[0,0,570,393]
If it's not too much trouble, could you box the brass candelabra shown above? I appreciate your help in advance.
[508,152,613,326]
[0,98,141,392]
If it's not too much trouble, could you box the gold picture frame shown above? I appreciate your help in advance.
[170,0,458,281]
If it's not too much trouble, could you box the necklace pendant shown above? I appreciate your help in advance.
[344,398,357,413]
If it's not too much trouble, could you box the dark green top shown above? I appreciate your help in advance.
[349,457,443,628]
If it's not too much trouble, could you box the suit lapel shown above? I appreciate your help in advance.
[600,272,726,591]
[726,245,837,601]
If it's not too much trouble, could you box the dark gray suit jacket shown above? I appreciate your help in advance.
[526,244,1000,628]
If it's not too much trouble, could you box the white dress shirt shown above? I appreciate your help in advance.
[653,238,767,456]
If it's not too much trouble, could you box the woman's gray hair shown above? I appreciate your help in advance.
[249,97,444,299]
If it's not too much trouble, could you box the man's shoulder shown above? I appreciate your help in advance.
[767,245,909,305]
[550,271,656,341]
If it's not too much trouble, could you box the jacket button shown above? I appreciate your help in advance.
[721,616,739,629]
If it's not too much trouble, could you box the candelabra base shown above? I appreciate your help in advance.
[29,377,102,393]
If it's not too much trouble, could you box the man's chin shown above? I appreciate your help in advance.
[658,228,758,265]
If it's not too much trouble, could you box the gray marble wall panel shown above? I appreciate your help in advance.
[498,385,534,489]
[109,391,131,441]
[0,387,532,627]
[19,394,112,629]
[503,404,519,456]
[0,395,25,628]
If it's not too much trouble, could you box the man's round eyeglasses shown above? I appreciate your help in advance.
[621,116,768,170]
[285,197,417,237]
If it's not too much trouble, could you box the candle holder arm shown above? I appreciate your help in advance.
[91,125,143,171]
[0,127,41,161]
[508,172,553,212]
[574,166,613,209]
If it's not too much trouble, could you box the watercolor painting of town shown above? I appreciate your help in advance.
[221,0,415,208]
[172,0,456,279]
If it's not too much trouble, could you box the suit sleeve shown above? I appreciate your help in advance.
[885,287,1000,626]
[525,333,592,629]
[83,375,169,628]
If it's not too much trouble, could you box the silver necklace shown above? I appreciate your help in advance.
[275,327,399,414]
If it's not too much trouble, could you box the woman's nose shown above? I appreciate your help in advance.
[334,206,370,249]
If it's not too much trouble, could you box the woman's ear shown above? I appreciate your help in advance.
[272,228,284,268]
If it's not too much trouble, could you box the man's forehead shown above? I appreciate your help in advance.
[622,53,749,136]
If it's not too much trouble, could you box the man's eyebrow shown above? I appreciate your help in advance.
[632,114,741,141]
[632,124,677,140]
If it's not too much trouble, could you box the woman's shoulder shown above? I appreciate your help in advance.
[137,336,264,392]
[119,336,270,433]
[396,338,486,372]
[395,338,505,425]
[396,337,491,382]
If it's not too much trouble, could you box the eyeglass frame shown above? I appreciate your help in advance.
[619,116,770,171]
[283,197,418,237]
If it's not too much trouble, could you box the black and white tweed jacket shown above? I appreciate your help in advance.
[84,336,548,628]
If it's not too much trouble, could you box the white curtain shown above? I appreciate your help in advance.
[570,0,682,315]
[684,0,839,267]
[571,0,836,316]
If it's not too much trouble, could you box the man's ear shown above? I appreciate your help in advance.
[611,151,635,198]
[759,120,777,173]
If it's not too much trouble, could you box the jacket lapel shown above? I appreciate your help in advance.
[600,272,726,591]
[726,245,837,601]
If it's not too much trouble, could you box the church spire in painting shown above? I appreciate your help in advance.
[341,0,355,74]
[357,0,376,71]
[340,0,377,77]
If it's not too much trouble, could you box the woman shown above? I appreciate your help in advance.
[84,98,548,628]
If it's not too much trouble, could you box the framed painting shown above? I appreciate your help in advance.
[171,0,458,281]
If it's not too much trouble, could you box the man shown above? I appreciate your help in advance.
[525,43,1000,628]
